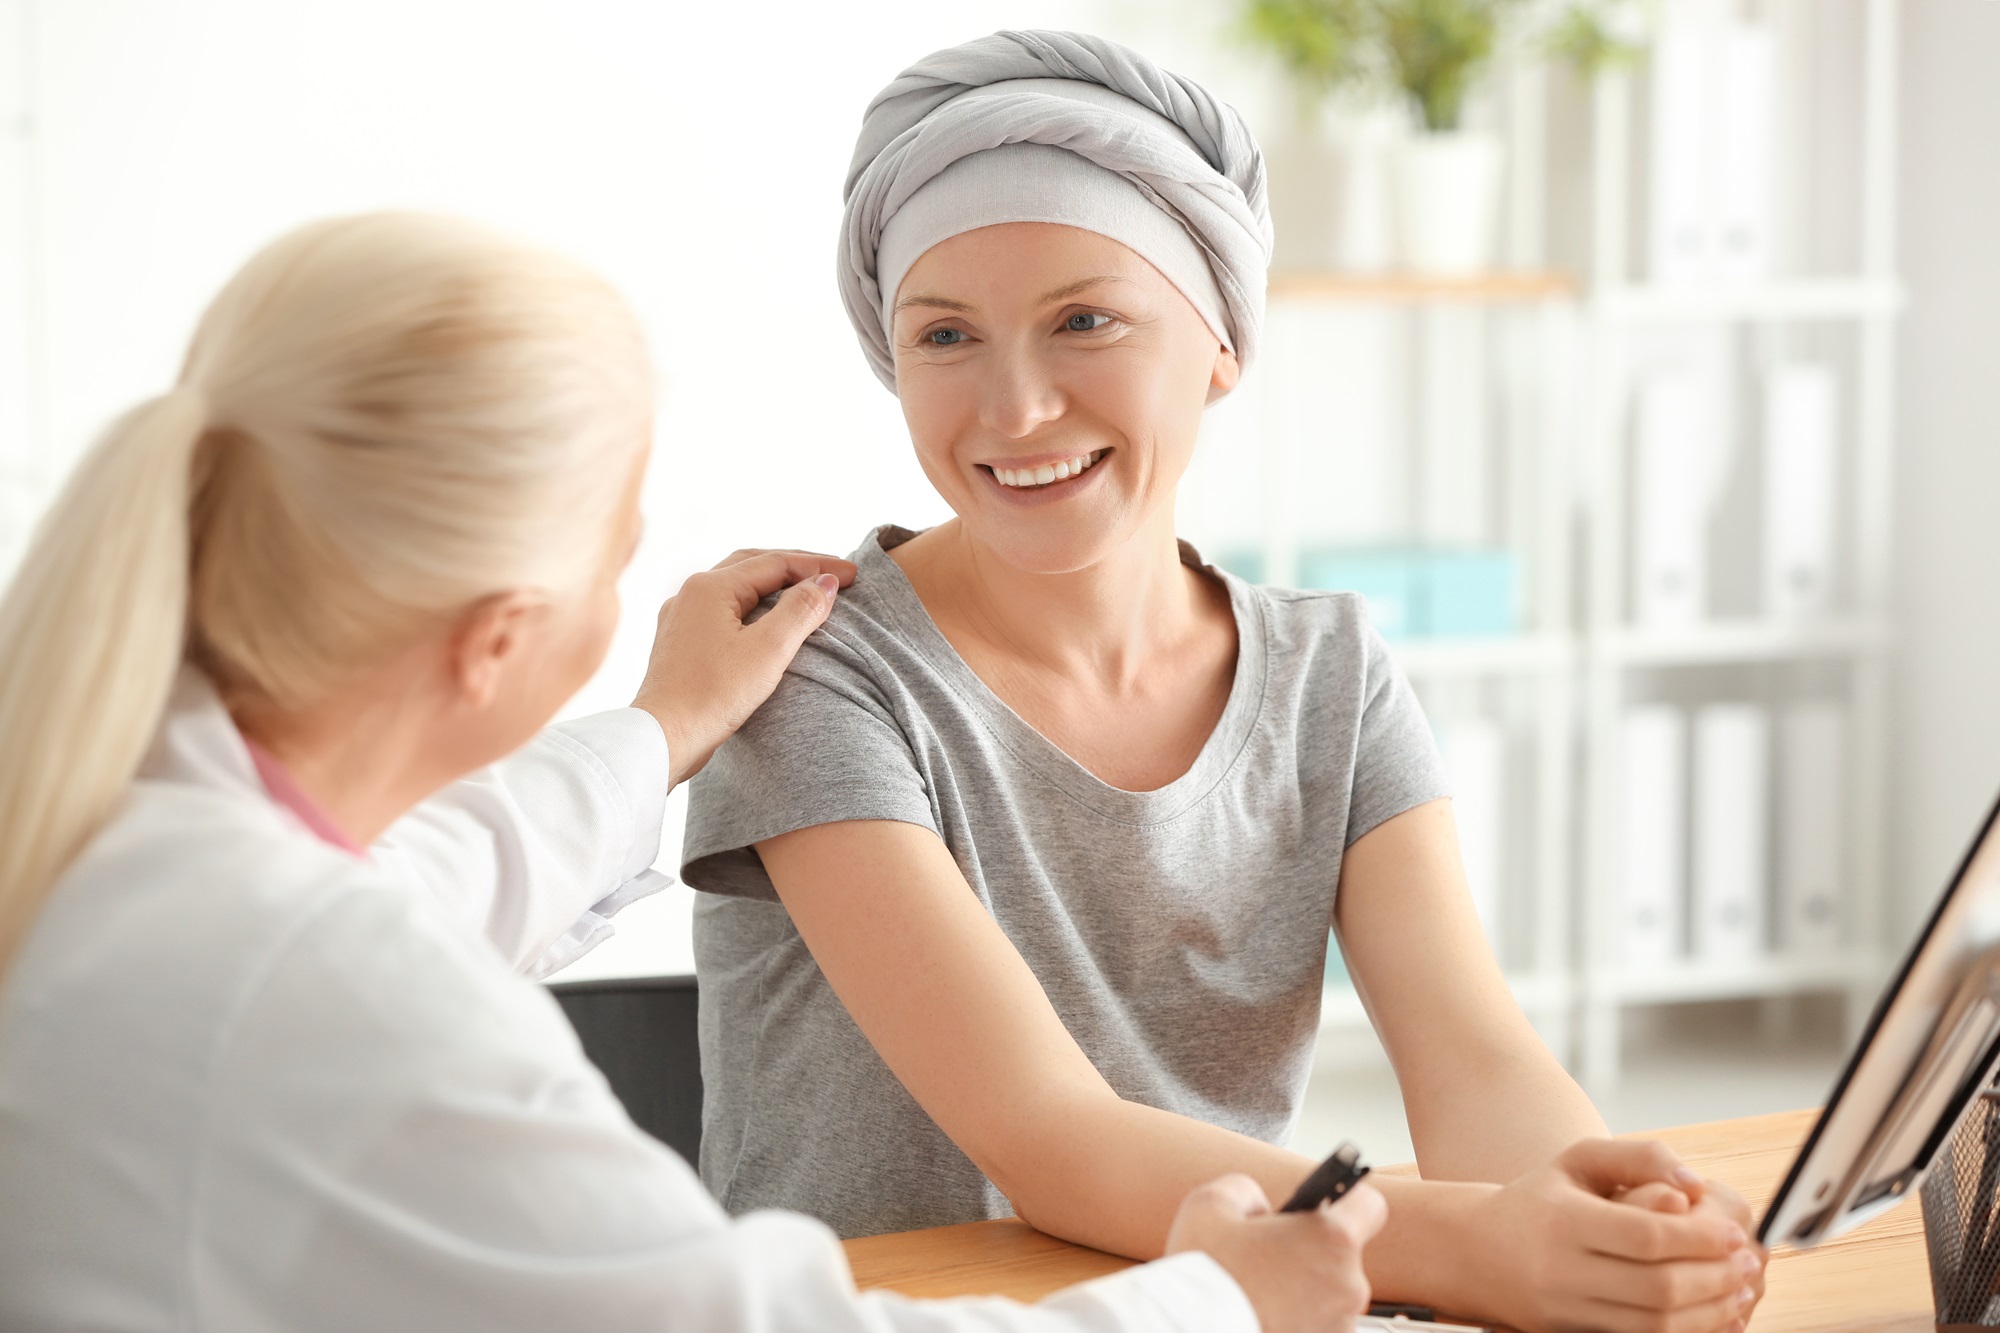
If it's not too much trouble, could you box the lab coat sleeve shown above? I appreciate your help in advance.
[202,881,1259,1333]
[370,707,674,978]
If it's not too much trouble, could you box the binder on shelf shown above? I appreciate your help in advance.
[1692,704,1772,961]
[1618,705,1687,966]
[1763,363,1839,618]
[1646,1,1717,284]
[1645,0,1775,284]
[1294,546,1518,639]
[1438,718,1506,949]
[1712,22,1776,282]
[1633,371,1715,626]
[1778,702,1847,952]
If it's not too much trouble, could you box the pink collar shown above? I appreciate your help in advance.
[242,737,366,857]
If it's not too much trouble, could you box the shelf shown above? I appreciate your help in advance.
[1600,950,1882,1006]
[1390,633,1574,677]
[1270,269,1577,306]
[1591,277,1906,323]
[1597,618,1892,667]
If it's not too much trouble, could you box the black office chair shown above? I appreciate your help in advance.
[548,974,702,1165]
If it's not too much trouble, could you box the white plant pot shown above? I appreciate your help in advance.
[1390,131,1505,275]
[1328,113,1397,272]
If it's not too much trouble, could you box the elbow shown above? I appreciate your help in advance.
[972,1116,1160,1260]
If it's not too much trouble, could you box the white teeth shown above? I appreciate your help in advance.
[991,451,1104,489]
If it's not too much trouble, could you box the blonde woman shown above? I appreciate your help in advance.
[682,30,1767,1333]
[0,213,1384,1332]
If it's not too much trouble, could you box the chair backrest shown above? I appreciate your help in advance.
[548,974,701,1165]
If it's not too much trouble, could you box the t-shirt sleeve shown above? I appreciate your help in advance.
[1344,614,1452,847]
[681,624,939,902]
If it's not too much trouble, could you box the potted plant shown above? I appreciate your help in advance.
[1243,0,1649,274]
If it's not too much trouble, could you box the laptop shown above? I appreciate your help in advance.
[1761,785,2000,1247]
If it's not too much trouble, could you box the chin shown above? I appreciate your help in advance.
[962,511,1141,577]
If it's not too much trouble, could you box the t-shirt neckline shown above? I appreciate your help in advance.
[858,525,1270,823]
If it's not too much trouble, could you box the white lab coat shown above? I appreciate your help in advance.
[0,669,1256,1332]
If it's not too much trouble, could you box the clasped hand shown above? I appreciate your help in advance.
[1467,1139,1767,1333]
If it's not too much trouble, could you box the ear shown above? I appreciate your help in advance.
[1205,345,1242,406]
[445,589,549,710]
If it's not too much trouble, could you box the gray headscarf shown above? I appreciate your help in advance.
[838,30,1273,393]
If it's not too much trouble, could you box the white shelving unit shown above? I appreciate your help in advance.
[1241,0,1903,1091]
[1254,270,1584,1051]
[1575,0,1903,1088]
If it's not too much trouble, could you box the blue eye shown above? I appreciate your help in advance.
[927,328,966,346]
[1066,312,1113,332]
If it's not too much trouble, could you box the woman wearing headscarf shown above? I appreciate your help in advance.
[0,212,1384,1332]
[682,31,1767,1333]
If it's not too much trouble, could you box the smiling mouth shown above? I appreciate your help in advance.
[981,449,1106,490]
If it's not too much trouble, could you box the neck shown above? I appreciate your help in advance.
[230,669,448,849]
[903,509,1212,689]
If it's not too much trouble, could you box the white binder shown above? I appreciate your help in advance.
[1619,705,1686,965]
[1712,22,1776,282]
[1693,704,1772,961]
[1764,364,1839,618]
[1633,371,1714,625]
[1778,702,1847,952]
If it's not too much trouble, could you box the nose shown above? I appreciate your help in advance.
[979,345,1065,439]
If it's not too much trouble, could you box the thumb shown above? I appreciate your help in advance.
[749,574,838,654]
[1559,1139,1703,1200]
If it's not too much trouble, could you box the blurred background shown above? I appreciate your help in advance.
[2,0,1997,1163]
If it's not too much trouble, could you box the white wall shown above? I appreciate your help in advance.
[1889,0,2000,931]
[9,0,1999,977]
[0,0,1305,977]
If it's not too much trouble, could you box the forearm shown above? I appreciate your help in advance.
[996,1095,1319,1261]
[1001,1100,1510,1318]
[1403,1038,1606,1183]
[1360,1172,1501,1311]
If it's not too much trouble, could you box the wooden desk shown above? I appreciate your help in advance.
[844,1110,1935,1331]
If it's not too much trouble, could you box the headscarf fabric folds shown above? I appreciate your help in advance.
[838,30,1274,393]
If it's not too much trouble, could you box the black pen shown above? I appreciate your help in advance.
[1280,1140,1371,1212]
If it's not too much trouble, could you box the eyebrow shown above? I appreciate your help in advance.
[892,275,1133,316]
[1035,275,1130,304]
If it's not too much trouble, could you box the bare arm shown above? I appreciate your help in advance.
[760,816,1760,1330]
[758,818,1318,1259]
[1337,799,1607,1182]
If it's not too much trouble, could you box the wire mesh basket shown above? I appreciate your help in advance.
[1922,1090,2000,1329]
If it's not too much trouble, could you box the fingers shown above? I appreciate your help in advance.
[1573,1190,1746,1263]
[1562,1139,1706,1203]
[1693,1177,1756,1234]
[745,574,838,655]
[708,546,860,583]
[703,551,855,617]
[1620,1181,1694,1214]
[1586,1278,1757,1333]
[1320,1180,1388,1247]
[1576,1244,1759,1311]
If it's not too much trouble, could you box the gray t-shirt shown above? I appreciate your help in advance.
[681,526,1448,1238]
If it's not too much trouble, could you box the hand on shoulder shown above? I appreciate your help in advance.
[630,549,858,787]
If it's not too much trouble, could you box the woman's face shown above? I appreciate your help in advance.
[891,223,1239,574]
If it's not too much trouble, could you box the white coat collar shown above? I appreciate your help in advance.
[138,665,276,809]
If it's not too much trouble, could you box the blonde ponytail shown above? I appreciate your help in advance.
[0,390,208,961]
[0,212,652,967]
